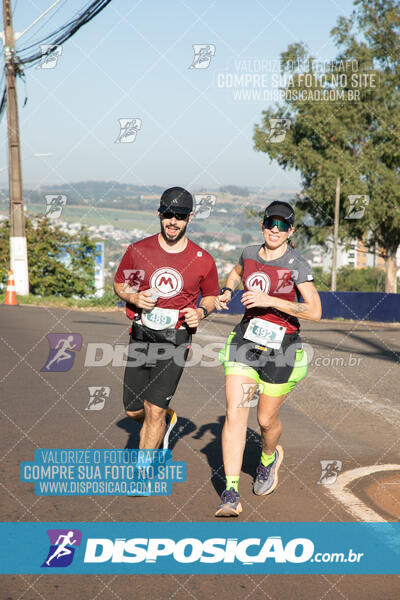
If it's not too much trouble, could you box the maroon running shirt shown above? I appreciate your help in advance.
[114,234,220,328]
[239,244,314,334]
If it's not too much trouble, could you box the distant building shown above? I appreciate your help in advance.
[304,237,400,278]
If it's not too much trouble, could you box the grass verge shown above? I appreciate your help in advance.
[0,289,121,310]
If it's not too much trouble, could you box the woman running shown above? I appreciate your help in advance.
[215,201,321,517]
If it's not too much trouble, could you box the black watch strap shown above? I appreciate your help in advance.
[220,286,233,296]
[199,306,209,319]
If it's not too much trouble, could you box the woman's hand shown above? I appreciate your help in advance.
[215,290,232,310]
[241,290,272,309]
[215,291,232,311]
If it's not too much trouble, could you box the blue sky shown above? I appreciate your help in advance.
[0,0,356,191]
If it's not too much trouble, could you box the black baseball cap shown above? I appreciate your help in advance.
[263,201,295,226]
[159,187,193,215]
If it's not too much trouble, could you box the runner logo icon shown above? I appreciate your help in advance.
[188,44,216,69]
[317,460,342,485]
[246,272,271,293]
[123,269,145,293]
[237,383,263,408]
[41,333,82,372]
[275,269,295,295]
[268,118,291,143]
[45,194,67,219]
[86,386,111,411]
[114,118,142,144]
[193,194,216,219]
[42,529,82,568]
[150,268,183,298]
[36,44,63,69]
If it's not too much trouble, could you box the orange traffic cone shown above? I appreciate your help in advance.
[4,270,18,306]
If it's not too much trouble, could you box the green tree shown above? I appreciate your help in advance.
[0,217,97,297]
[313,265,387,292]
[311,266,332,291]
[337,266,386,292]
[254,0,400,293]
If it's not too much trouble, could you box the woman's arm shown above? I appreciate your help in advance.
[225,263,243,290]
[241,280,322,322]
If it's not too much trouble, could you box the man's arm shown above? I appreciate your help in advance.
[199,295,217,317]
[181,295,217,328]
[113,281,157,310]
[113,281,133,304]
[181,256,220,328]
[113,245,157,311]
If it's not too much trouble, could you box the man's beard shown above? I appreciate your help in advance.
[160,219,188,243]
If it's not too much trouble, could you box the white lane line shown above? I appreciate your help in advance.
[326,465,400,522]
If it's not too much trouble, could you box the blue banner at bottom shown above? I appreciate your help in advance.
[0,522,399,574]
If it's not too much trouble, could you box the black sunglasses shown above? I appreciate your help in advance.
[161,212,189,221]
[263,217,291,232]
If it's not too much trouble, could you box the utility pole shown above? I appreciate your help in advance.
[331,176,340,292]
[2,0,29,295]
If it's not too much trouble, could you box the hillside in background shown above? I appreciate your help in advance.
[0,182,302,285]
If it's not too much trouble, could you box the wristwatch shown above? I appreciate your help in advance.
[220,286,233,297]
[198,306,209,319]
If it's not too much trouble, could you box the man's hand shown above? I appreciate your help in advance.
[215,290,231,311]
[114,282,158,309]
[132,289,158,310]
[181,307,203,328]
[241,290,272,309]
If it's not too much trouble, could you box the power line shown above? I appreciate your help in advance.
[2,0,113,294]
[15,0,69,47]
[18,0,113,68]
[0,0,112,119]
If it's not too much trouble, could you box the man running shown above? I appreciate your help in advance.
[215,201,321,517]
[114,187,219,449]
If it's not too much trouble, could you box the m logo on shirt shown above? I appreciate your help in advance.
[246,272,271,293]
[150,267,184,298]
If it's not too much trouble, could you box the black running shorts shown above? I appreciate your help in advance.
[123,321,191,411]
[219,318,308,397]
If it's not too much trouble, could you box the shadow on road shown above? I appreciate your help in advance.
[193,416,262,494]
[301,332,400,364]
[116,416,196,450]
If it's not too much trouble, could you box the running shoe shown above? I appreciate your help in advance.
[253,445,284,496]
[163,408,177,450]
[215,487,242,517]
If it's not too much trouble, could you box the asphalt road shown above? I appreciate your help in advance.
[1,304,399,599]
